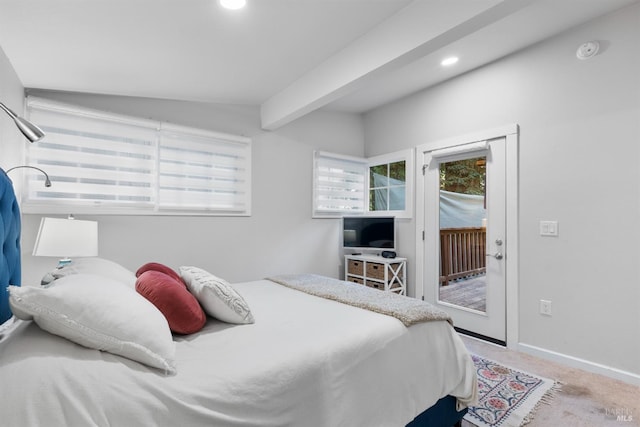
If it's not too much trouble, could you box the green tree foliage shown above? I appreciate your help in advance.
[440,157,485,195]
[369,161,406,211]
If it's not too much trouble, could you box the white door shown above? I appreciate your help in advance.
[422,137,506,343]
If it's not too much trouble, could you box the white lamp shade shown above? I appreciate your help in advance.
[33,217,99,258]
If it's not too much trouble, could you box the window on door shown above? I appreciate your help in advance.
[438,156,487,313]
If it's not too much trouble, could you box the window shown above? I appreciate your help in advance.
[369,160,406,211]
[22,97,251,215]
[367,149,413,218]
[312,151,367,217]
[158,124,251,213]
[312,149,413,218]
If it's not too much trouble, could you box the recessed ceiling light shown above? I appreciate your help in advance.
[220,0,246,10]
[441,56,459,67]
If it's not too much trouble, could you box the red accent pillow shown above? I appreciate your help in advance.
[135,270,206,334]
[136,262,184,285]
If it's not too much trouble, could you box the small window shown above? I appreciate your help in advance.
[367,149,413,218]
[369,160,406,211]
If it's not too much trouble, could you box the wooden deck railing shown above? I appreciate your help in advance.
[440,227,486,286]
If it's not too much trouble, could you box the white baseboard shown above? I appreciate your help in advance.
[518,343,640,387]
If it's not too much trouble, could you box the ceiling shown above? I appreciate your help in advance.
[0,0,637,130]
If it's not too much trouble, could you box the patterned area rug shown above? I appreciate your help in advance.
[463,354,560,427]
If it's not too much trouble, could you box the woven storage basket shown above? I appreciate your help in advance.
[347,277,364,285]
[366,262,385,280]
[348,259,364,276]
[365,280,384,290]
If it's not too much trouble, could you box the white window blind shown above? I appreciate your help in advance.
[312,151,366,217]
[159,124,251,213]
[23,97,251,215]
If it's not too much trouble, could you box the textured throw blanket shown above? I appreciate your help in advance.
[267,274,452,327]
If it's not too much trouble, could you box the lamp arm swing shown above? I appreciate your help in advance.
[5,165,52,187]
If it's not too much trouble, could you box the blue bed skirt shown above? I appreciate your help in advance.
[406,395,467,427]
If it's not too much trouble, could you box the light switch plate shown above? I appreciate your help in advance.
[539,221,558,236]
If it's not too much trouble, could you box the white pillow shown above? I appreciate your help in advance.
[8,274,176,374]
[47,257,137,288]
[179,266,254,324]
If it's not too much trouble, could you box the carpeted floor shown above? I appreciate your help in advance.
[461,335,640,426]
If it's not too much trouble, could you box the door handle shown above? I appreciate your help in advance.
[486,252,503,260]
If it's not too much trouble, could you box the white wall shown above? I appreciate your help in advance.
[363,4,640,380]
[0,46,26,169]
[17,92,365,288]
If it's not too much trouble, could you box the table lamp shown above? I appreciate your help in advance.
[32,216,98,268]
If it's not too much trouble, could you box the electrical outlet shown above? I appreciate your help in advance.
[540,300,552,316]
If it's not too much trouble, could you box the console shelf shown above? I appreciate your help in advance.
[344,254,407,295]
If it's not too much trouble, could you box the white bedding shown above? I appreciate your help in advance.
[0,279,476,427]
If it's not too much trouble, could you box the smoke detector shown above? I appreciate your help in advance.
[576,41,600,60]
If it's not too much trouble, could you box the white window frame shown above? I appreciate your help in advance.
[312,149,413,218]
[21,97,251,216]
[366,148,414,219]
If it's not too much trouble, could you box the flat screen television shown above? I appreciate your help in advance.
[342,216,395,251]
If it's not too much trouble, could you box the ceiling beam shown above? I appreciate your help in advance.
[260,0,536,130]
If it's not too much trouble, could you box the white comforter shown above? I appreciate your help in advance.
[0,279,476,427]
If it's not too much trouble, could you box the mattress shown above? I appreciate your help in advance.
[0,278,476,427]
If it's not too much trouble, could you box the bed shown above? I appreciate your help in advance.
[0,171,477,427]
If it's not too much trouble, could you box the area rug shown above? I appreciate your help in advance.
[463,354,560,427]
